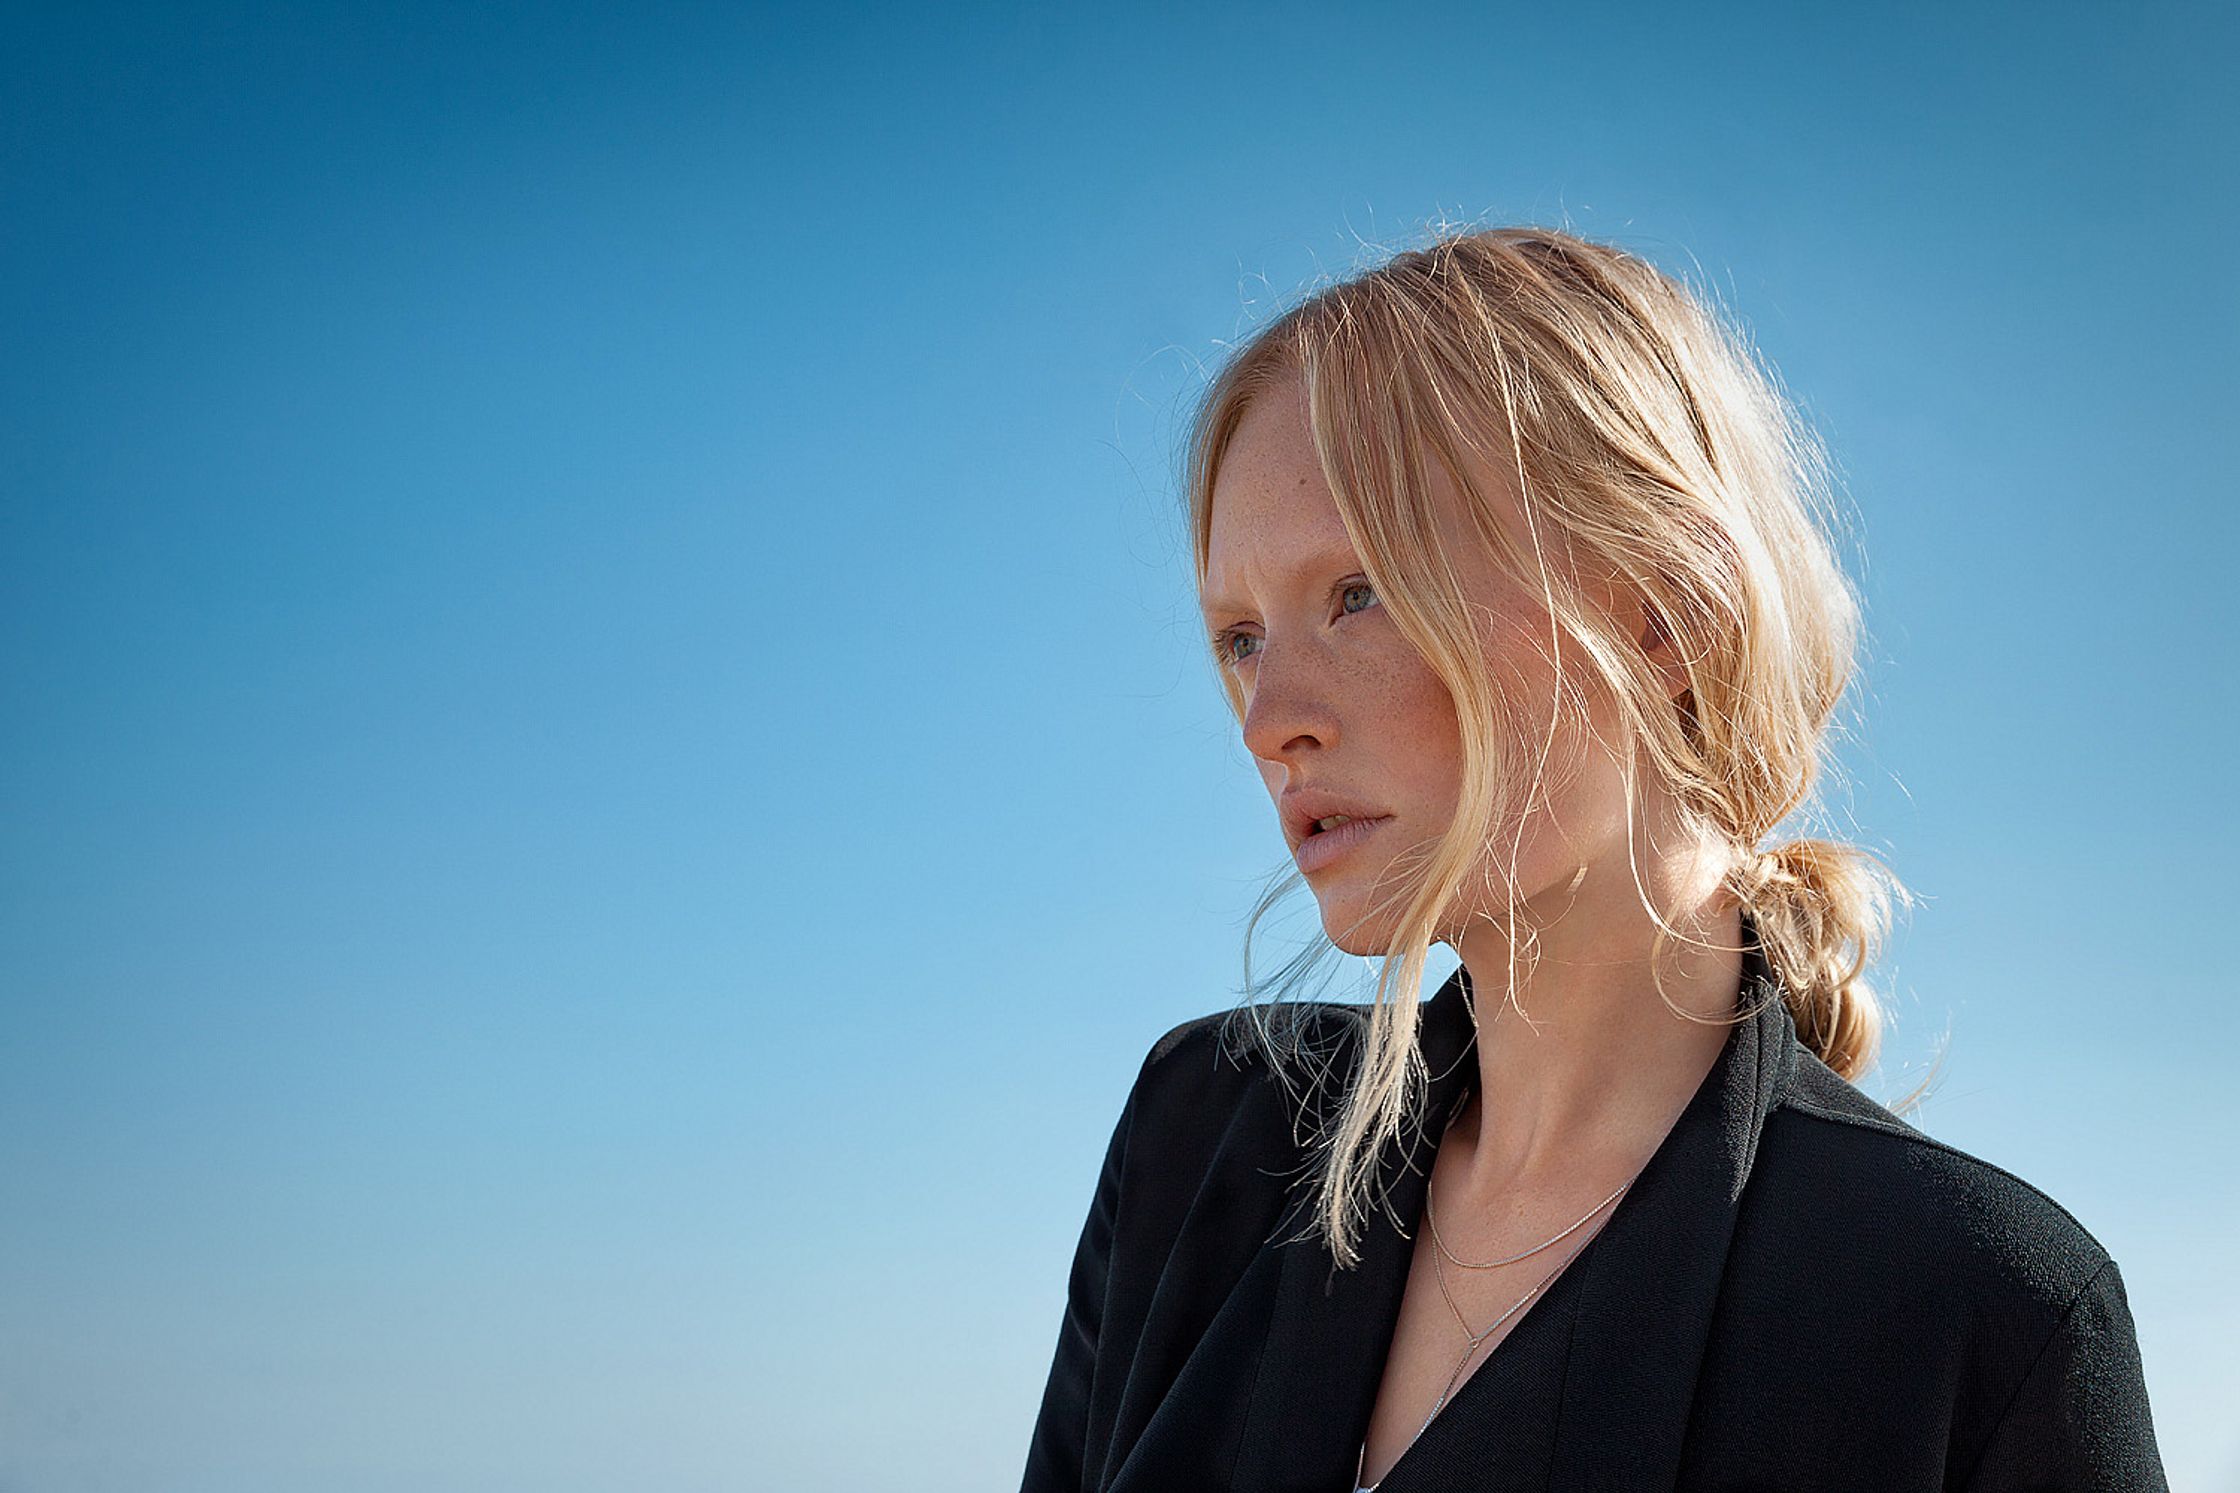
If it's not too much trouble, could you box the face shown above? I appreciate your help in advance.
[1202,373,1669,955]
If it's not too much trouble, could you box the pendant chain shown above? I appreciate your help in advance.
[1355,1098,1640,1490]
[1417,1182,1624,1426]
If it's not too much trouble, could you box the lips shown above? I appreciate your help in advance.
[1279,789,1395,850]
[1292,811,1393,874]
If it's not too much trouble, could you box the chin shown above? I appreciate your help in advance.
[1319,904,1401,958]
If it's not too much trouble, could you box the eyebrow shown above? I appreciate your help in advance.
[1200,540,1363,616]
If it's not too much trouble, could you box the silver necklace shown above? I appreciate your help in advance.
[1416,1182,1623,1424]
[1426,1171,1633,1270]
[1354,1227,1602,1491]
[1423,1094,1634,1273]
[1354,1103,1636,1491]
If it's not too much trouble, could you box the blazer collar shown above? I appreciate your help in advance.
[1232,911,1802,1492]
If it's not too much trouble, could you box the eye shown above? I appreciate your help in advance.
[1210,623,1260,668]
[1209,578,1380,669]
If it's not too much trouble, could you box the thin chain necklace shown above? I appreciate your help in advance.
[1423,1093,1633,1273]
[1354,1099,1636,1491]
[1426,1171,1632,1270]
[1415,1172,1627,1424]
[1355,1225,1604,1491]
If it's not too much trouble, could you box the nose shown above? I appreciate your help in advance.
[1238,637,1339,765]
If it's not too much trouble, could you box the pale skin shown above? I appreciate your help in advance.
[1202,373,1747,1486]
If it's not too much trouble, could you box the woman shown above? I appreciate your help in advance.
[1019,227,2166,1492]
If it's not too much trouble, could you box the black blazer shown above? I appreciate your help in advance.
[1020,933,2168,1491]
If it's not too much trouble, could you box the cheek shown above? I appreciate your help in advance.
[1377,658,1467,798]
[1397,631,1577,825]
[1396,675,1462,754]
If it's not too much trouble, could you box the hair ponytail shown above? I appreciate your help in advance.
[1727,837,1911,1084]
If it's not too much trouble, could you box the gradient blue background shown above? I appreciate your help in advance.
[3,2,2233,1489]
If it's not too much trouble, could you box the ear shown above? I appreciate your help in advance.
[1627,587,1692,704]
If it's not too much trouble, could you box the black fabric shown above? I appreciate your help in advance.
[1019,918,2169,1492]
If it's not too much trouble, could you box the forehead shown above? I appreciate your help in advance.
[1201,382,1360,612]
[1201,375,1558,625]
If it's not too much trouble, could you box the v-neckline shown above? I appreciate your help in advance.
[1226,913,1801,1493]
[1353,1083,1629,1491]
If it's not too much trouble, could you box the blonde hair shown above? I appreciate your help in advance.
[1184,223,1923,1269]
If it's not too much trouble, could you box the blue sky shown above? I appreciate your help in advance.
[2,2,2234,1489]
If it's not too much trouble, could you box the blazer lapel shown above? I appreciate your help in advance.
[1545,925,1799,1491]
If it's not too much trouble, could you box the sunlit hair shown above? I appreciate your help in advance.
[1184,223,1924,1270]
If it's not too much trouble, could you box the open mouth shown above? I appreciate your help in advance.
[1304,813,1391,844]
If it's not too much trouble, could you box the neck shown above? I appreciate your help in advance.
[1444,863,1746,1205]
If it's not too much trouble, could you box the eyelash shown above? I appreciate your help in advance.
[1211,579,1381,668]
